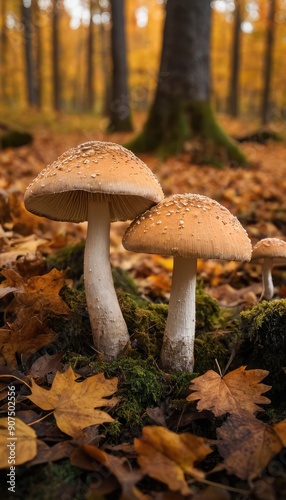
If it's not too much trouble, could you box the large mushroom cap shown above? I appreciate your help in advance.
[252,238,286,260]
[24,141,164,222]
[123,193,252,261]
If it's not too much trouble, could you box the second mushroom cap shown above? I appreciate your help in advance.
[123,193,252,261]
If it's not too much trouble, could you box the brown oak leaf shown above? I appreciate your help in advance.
[27,366,120,437]
[134,426,212,495]
[216,413,286,480]
[187,366,271,416]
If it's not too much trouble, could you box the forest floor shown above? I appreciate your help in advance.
[0,111,286,499]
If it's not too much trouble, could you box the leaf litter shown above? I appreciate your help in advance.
[0,133,286,497]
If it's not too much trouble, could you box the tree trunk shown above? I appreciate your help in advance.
[261,0,276,125]
[22,1,37,106]
[52,0,61,112]
[0,0,8,101]
[108,0,133,132]
[127,0,246,167]
[85,0,95,112]
[228,2,242,117]
[34,0,42,108]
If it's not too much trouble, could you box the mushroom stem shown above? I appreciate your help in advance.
[160,256,197,372]
[260,257,274,300]
[84,198,130,360]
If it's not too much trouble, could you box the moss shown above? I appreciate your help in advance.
[126,98,247,167]
[194,331,229,374]
[46,241,85,283]
[49,287,93,356]
[86,356,166,427]
[195,280,221,331]
[188,101,248,167]
[0,460,84,500]
[237,299,286,393]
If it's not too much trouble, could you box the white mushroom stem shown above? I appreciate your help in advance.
[260,257,274,301]
[160,256,197,372]
[84,198,130,360]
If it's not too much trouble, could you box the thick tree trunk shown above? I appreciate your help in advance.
[127,0,246,167]
[228,2,242,117]
[261,0,276,125]
[22,1,37,106]
[108,0,133,132]
[52,0,61,112]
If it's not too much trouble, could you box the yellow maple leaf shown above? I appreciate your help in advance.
[134,426,212,495]
[187,366,271,416]
[216,413,286,480]
[0,418,37,468]
[27,366,120,437]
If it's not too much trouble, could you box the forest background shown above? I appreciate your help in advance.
[1,0,286,134]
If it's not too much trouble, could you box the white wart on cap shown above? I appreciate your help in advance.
[24,141,164,361]
[123,193,252,372]
[252,237,286,300]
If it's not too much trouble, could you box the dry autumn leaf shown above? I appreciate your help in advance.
[72,444,148,500]
[0,417,37,468]
[134,426,212,495]
[216,413,286,480]
[0,268,70,315]
[27,366,120,437]
[187,366,271,416]
[0,317,58,368]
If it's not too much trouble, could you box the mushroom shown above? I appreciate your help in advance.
[251,237,286,301]
[123,193,252,372]
[24,141,164,360]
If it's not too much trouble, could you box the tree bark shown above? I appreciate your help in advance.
[228,2,242,117]
[261,0,277,125]
[34,0,42,108]
[22,1,37,106]
[108,0,133,132]
[127,0,246,167]
[52,0,61,111]
[0,0,8,101]
[85,0,95,112]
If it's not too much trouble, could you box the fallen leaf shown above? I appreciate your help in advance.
[0,268,70,315]
[216,413,286,480]
[187,366,271,416]
[134,426,212,495]
[0,317,58,368]
[72,444,148,500]
[26,440,73,467]
[27,352,64,383]
[0,417,37,468]
[27,366,120,437]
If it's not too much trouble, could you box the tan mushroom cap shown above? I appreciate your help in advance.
[24,141,164,222]
[252,238,286,260]
[123,193,252,261]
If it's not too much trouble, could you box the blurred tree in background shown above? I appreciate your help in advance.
[0,0,286,159]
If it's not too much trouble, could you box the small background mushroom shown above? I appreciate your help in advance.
[251,237,286,300]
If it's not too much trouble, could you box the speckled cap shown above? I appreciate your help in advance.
[123,193,252,261]
[252,238,286,260]
[24,141,164,222]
